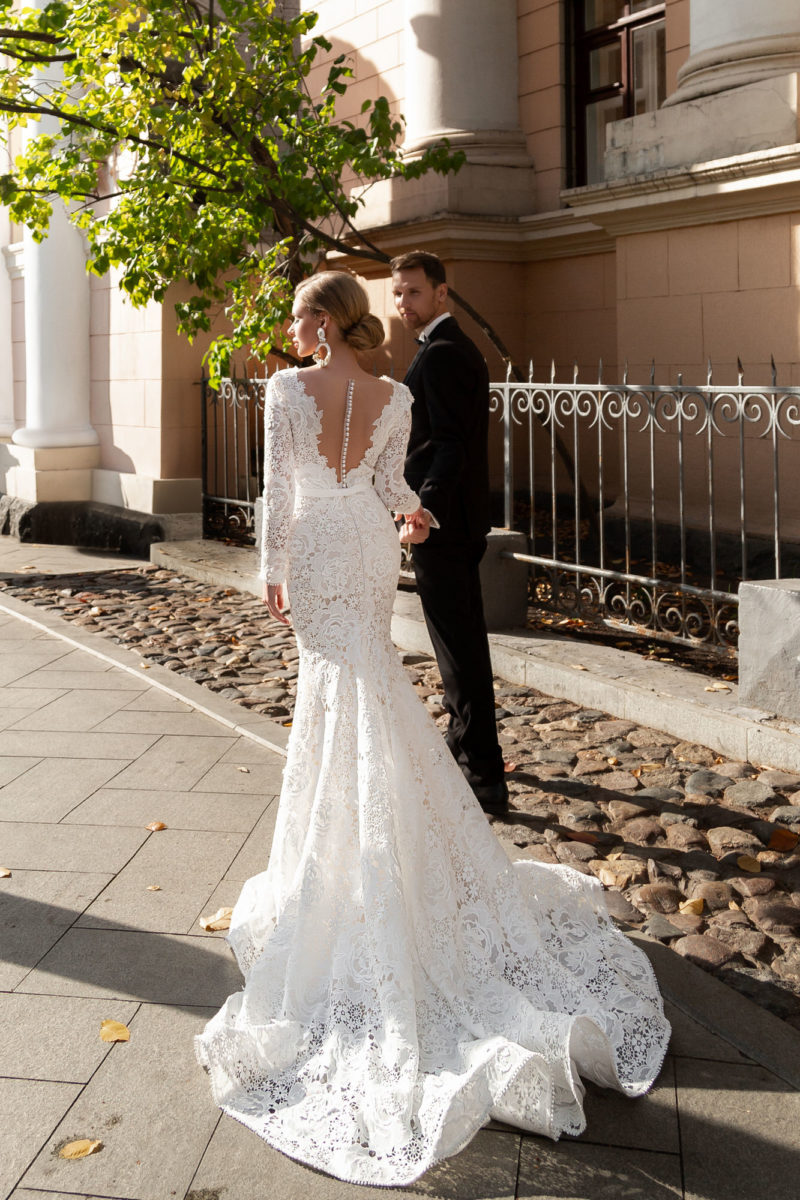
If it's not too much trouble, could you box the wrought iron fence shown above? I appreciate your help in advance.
[201,373,269,544]
[490,363,800,652]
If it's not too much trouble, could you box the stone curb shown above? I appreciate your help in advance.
[391,592,800,775]
[0,590,290,758]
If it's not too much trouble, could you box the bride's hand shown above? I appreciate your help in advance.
[264,581,291,625]
[398,507,430,544]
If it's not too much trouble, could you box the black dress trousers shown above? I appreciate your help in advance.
[411,536,505,789]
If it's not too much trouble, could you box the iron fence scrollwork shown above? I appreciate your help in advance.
[201,372,269,545]
[491,361,800,652]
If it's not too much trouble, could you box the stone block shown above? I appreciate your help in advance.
[738,578,800,721]
[480,529,528,631]
[605,72,800,180]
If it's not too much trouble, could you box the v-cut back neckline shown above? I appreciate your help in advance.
[291,369,398,485]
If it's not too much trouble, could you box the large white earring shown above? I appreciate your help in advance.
[313,325,331,367]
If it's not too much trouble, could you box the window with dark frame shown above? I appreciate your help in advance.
[572,1,666,187]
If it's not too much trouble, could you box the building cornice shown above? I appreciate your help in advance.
[562,144,800,235]
[330,208,613,272]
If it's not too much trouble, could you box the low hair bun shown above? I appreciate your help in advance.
[345,312,385,353]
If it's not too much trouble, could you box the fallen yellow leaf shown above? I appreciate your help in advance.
[679,897,704,915]
[99,1020,130,1043]
[607,756,619,765]
[639,763,662,772]
[145,821,167,832]
[737,854,761,873]
[0,867,11,879]
[571,664,588,671]
[146,884,161,892]
[59,1139,103,1160]
[199,906,234,932]
[236,766,250,773]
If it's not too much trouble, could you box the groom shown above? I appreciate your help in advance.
[391,250,508,815]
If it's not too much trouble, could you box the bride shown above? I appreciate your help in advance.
[195,271,670,1187]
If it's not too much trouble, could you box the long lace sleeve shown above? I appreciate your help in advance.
[259,373,296,583]
[374,390,420,513]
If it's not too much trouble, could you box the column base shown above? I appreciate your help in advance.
[1,442,100,504]
[667,34,800,106]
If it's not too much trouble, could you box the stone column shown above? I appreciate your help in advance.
[12,214,96,449]
[668,0,800,104]
[0,206,14,439]
[402,0,529,165]
[5,1,98,512]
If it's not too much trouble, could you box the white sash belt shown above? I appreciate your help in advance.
[295,480,372,499]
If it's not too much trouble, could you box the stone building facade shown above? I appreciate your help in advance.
[2,1,800,544]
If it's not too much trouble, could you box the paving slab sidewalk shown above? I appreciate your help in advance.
[1,538,800,1199]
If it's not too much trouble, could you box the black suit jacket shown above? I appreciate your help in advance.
[403,316,491,544]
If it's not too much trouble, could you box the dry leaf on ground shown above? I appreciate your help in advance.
[737,854,761,873]
[768,828,799,852]
[145,821,167,832]
[99,1020,130,1043]
[199,906,234,932]
[59,1139,103,1160]
[236,766,250,773]
[146,884,161,891]
[571,664,588,671]
[503,761,518,774]
[0,867,11,878]
[679,897,704,915]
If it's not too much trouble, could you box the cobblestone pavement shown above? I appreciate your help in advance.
[3,563,800,1029]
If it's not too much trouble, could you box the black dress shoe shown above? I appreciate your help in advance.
[470,780,509,814]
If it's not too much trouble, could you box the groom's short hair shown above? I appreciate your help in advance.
[390,250,446,287]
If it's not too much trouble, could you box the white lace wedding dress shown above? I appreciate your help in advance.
[195,367,670,1187]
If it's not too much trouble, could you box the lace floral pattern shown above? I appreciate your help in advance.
[197,366,671,1187]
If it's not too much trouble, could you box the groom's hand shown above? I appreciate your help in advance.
[397,507,431,544]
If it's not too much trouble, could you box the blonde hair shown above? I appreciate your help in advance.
[295,271,384,353]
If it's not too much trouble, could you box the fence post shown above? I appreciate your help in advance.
[503,369,513,529]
